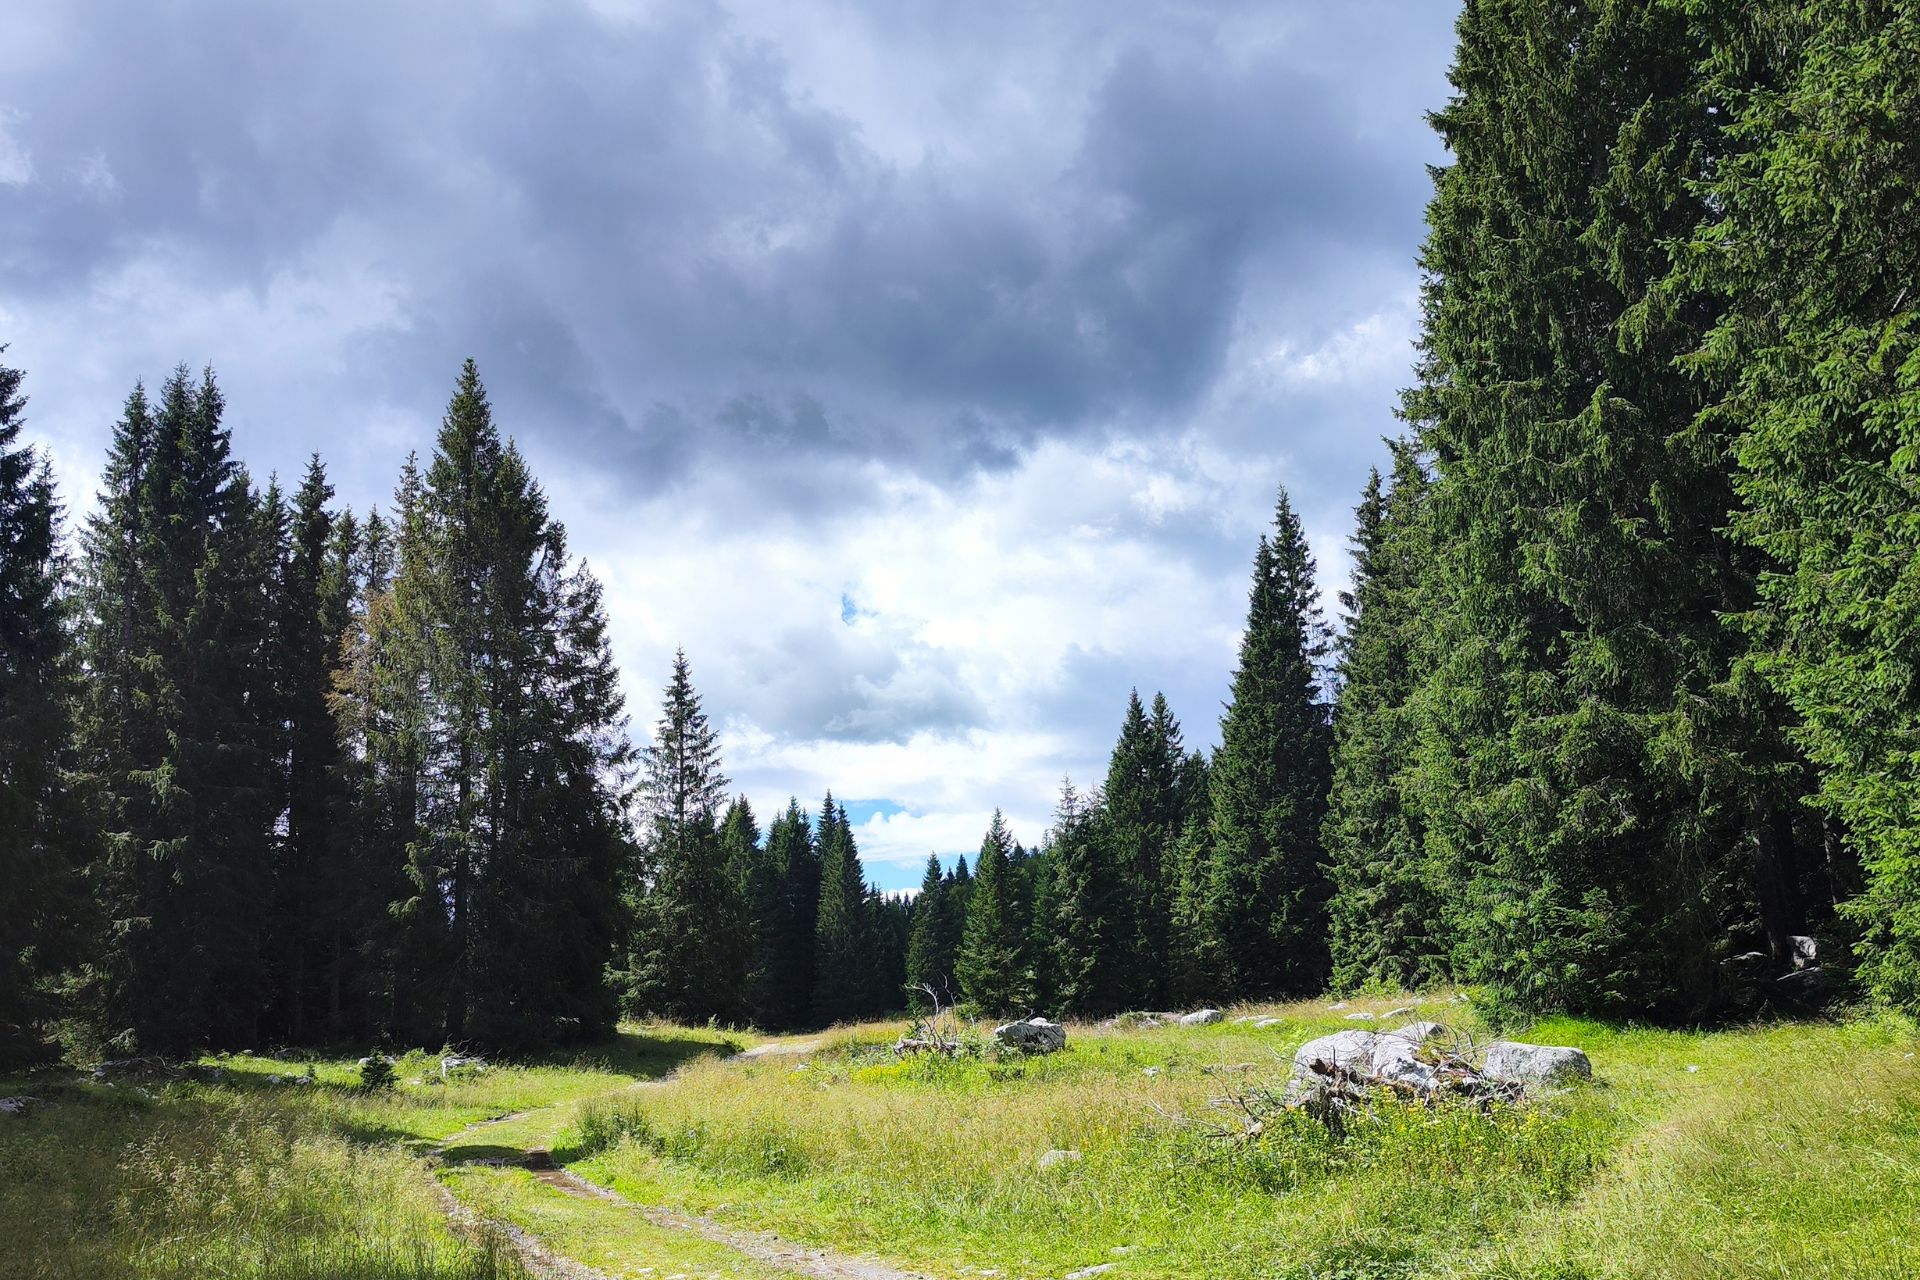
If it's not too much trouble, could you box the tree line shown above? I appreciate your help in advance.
[6,0,1920,1062]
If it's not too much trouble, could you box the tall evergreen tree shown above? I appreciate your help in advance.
[1404,0,1813,1018]
[958,811,1027,1015]
[267,456,355,1043]
[1101,692,1181,1006]
[1021,845,1061,1013]
[351,363,630,1046]
[1200,487,1333,999]
[1325,445,1444,991]
[811,795,872,1025]
[0,354,90,1064]
[79,367,279,1051]
[1048,780,1129,1015]
[748,799,819,1029]
[626,651,747,1024]
[1696,0,1920,1010]
[904,854,958,1007]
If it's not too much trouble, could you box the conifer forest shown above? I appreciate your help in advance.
[5,4,1920,1278]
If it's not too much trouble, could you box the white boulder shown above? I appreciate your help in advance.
[1482,1040,1592,1087]
[1180,1008,1223,1026]
[994,1016,1067,1054]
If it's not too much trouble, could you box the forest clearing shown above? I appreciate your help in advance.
[7,999,1918,1280]
[8,2,1920,1277]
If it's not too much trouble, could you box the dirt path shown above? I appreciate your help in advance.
[430,1039,933,1280]
[434,1181,617,1280]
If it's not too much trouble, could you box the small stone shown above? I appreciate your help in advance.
[1038,1148,1083,1170]
[1328,1001,1348,1010]
[1343,1011,1376,1021]
[1141,1067,1162,1077]
[0,1097,36,1117]
[1179,1008,1223,1026]
[1383,1006,1415,1018]
[1064,1265,1116,1280]
[1254,1017,1285,1028]
[1789,935,1819,970]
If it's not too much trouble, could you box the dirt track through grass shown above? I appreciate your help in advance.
[431,1038,931,1280]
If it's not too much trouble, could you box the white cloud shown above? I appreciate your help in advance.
[0,107,35,186]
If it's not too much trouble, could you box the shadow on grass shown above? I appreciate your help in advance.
[557,1028,745,1080]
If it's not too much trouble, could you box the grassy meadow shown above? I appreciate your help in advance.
[0,1023,739,1279]
[4,1003,1917,1279]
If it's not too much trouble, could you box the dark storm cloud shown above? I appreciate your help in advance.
[0,0,1451,504]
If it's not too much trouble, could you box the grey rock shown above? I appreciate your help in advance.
[1383,1006,1415,1018]
[1328,1001,1349,1010]
[994,1016,1068,1054]
[1385,1021,1448,1046]
[1,1097,36,1117]
[1179,1008,1223,1026]
[1254,1016,1285,1028]
[1482,1041,1592,1087]
[1064,1265,1116,1279]
[440,1054,489,1077]
[1789,935,1819,970]
[1343,1011,1376,1021]
[1291,1029,1383,1077]
[1037,1148,1083,1170]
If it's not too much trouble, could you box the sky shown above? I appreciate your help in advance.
[0,0,1460,889]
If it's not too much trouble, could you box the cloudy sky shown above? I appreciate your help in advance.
[1,0,1458,888]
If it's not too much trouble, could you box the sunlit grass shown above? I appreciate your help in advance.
[558,1000,1920,1280]
[1,1021,741,1278]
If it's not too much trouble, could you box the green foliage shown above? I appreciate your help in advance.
[957,811,1028,1015]
[1047,780,1130,1016]
[1392,0,1821,1019]
[745,800,820,1029]
[1693,0,1920,1013]
[78,367,280,1053]
[359,1055,398,1092]
[1201,487,1334,999]
[0,353,91,1066]
[1326,446,1445,992]
[332,362,631,1049]
[624,652,749,1024]
[811,796,879,1024]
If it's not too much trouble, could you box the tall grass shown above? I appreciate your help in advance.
[566,999,1623,1279]
[1,1088,524,1280]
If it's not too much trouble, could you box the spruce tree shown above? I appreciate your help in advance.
[1021,845,1060,1013]
[79,367,278,1051]
[1696,0,1920,1010]
[1404,0,1813,1018]
[1048,780,1128,1015]
[750,799,819,1029]
[904,854,956,1007]
[268,456,355,1043]
[626,651,747,1024]
[1200,487,1333,999]
[1101,692,1180,1006]
[0,354,90,1064]
[957,811,1027,1015]
[811,795,871,1025]
[348,363,631,1046]
[1325,445,1444,991]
